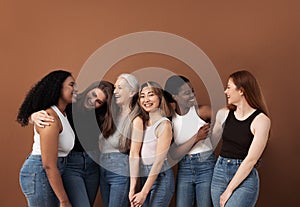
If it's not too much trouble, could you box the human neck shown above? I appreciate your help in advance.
[148,109,163,126]
[119,104,131,117]
[234,101,255,120]
[176,104,191,115]
[56,101,67,115]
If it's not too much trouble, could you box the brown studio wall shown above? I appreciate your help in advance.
[1,1,299,206]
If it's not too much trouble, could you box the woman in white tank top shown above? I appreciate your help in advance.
[98,74,139,207]
[129,81,175,207]
[17,70,77,207]
[164,75,216,207]
[30,80,115,207]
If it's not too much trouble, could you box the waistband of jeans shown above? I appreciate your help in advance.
[69,150,97,156]
[182,150,214,160]
[27,154,67,161]
[218,156,243,165]
[99,152,128,159]
[141,160,171,171]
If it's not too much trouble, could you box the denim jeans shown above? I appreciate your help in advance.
[62,151,100,207]
[176,150,216,207]
[99,152,130,207]
[140,161,175,207]
[19,154,67,207]
[211,156,259,207]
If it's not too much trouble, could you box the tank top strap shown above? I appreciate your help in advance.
[152,117,170,129]
[249,109,262,120]
[51,105,66,120]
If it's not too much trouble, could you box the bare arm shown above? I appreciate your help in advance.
[210,108,228,149]
[220,113,271,207]
[168,105,211,162]
[129,117,144,206]
[197,105,211,122]
[37,109,71,207]
[30,110,54,127]
[168,124,210,163]
[131,121,172,206]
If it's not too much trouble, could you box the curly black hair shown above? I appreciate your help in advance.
[17,70,72,126]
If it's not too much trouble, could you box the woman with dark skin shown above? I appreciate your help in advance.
[165,75,215,207]
[18,70,77,207]
[31,80,115,207]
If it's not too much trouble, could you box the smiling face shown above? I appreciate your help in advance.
[114,78,133,106]
[139,86,160,113]
[60,76,77,104]
[224,78,243,105]
[84,88,107,110]
[173,82,196,110]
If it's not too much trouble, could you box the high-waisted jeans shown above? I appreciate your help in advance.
[19,154,67,207]
[176,150,216,207]
[99,152,130,207]
[140,161,175,207]
[211,156,259,207]
[62,151,100,207]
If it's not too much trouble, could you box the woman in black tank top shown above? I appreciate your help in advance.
[210,70,271,207]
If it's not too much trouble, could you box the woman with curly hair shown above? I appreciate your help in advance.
[30,80,115,207]
[164,75,214,207]
[17,70,77,207]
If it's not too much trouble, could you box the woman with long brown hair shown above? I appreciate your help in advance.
[210,70,271,207]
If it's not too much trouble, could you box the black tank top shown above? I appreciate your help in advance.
[220,109,262,159]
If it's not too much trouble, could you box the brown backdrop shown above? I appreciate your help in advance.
[1,1,299,206]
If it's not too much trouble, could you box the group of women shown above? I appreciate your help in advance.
[17,69,271,207]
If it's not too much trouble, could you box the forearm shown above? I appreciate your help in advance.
[169,135,197,160]
[129,156,140,192]
[45,167,69,203]
[141,155,166,194]
[226,159,257,192]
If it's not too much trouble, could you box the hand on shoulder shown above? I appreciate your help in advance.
[36,108,62,134]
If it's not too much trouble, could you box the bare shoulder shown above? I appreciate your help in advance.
[38,108,62,132]
[157,119,172,131]
[156,118,172,138]
[216,107,229,124]
[197,105,211,121]
[133,116,144,127]
[253,113,271,127]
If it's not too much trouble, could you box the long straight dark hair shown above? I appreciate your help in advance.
[74,81,115,138]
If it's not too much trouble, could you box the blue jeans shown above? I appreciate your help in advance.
[99,152,130,207]
[140,161,175,207]
[19,154,67,207]
[62,151,100,207]
[211,156,259,207]
[176,150,216,207]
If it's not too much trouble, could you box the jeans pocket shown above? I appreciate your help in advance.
[20,172,36,196]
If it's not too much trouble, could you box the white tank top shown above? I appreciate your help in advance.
[99,118,124,153]
[32,105,75,157]
[172,106,212,154]
[141,117,170,165]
